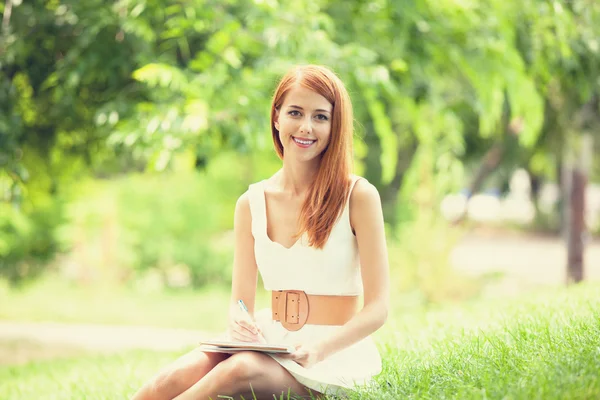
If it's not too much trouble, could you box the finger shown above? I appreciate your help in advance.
[288,355,306,367]
[288,349,306,359]
[237,319,260,335]
[230,330,258,342]
[296,360,307,368]
[230,324,259,342]
[280,347,298,357]
[235,317,257,333]
[235,325,259,341]
[252,330,267,344]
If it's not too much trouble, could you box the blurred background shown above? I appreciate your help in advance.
[1,0,599,365]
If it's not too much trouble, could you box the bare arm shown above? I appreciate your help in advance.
[228,192,261,339]
[313,179,390,360]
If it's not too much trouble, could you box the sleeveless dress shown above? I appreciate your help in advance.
[247,175,382,396]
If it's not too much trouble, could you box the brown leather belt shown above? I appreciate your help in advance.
[271,290,359,331]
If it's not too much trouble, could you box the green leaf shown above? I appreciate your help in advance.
[132,63,188,91]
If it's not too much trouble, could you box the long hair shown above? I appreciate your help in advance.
[270,65,354,249]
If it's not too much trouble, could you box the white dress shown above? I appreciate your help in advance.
[247,175,382,396]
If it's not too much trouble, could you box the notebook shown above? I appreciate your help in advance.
[198,339,295,354]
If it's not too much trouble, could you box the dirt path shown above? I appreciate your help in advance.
[450,231,600,297]
[0,322,210,352]
[0,321,212,365]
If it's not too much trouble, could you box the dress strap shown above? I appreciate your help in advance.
[346,175,363,203]
[342,175,365,231]
[247,181,267,238]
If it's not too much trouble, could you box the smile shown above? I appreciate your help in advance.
[292,137,316,147]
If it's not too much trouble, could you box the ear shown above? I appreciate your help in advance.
[273,108,280,131]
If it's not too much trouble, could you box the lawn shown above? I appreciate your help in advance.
[0,277,262,332]
[1,282,599,399]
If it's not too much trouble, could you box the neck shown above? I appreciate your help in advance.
[277,157,321,196]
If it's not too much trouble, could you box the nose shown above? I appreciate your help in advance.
[300,116,312,134]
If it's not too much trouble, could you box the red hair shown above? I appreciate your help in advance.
[270,65,354,249]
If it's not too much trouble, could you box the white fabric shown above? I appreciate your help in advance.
[247,175,382,396]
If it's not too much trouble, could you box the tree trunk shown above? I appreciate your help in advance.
[363,121,383,190]
[2,0,13,34]
[564,134,592,284]
[467,142,505,198]
[451,141,506,224]
[380,138,418,228]
[361,119,418,229]
[565,167,586,283]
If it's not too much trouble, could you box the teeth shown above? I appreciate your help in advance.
[294,137,315,145]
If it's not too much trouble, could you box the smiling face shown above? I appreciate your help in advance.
[273,85,333,163]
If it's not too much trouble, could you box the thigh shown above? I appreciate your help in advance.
[161,348,229,386]
[224,352,317,399]
[133,348,230,400]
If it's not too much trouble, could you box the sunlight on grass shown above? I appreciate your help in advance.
[369,282,600,399]
[0,276,272,332]
[1,283,599,399]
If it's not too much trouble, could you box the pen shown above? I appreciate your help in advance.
[237,299,266,343]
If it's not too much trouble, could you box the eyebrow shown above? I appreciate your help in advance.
[288,105,331,113]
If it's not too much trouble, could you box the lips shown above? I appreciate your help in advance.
[292,136,316,146]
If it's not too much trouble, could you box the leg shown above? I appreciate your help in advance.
[174,351,319,400]
[130,348,229,400]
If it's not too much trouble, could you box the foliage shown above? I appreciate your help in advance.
[387,215,478,306]
[115,172,234,287]
[0,201,63,284]
[63,173,225,287]
[53,151,280,288]
[2,0,600,278]
[3,0,599,188]
[0,145,68,284]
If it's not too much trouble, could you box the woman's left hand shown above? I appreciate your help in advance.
[282,343,325,368]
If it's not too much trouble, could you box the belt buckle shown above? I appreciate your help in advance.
[277,290,309,331]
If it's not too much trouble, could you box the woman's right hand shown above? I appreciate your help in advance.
[228,308,266,343]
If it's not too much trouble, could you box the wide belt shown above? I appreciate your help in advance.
[271,290,359,331]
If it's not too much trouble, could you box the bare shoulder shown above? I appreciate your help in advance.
[234,190,252,226]
[349,177,382,209]
[349,177,384,230]
[236,190,251,210]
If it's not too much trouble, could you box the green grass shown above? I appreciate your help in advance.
[370,282,600,399]
[0,277,272,332]
[1,282,599,399]
[0,274,463,331]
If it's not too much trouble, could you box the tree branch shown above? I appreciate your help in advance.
[2,0,12,35]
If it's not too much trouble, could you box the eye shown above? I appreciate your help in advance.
[288,110,301,117]
[316,114,329,121]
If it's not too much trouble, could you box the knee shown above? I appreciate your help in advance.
[130,371,173,400]
[155,369,179,393]
[133,350,226,400]
[139,368,186,399]
[222,351,266,382]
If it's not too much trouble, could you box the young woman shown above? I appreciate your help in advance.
[131,65,390,399]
